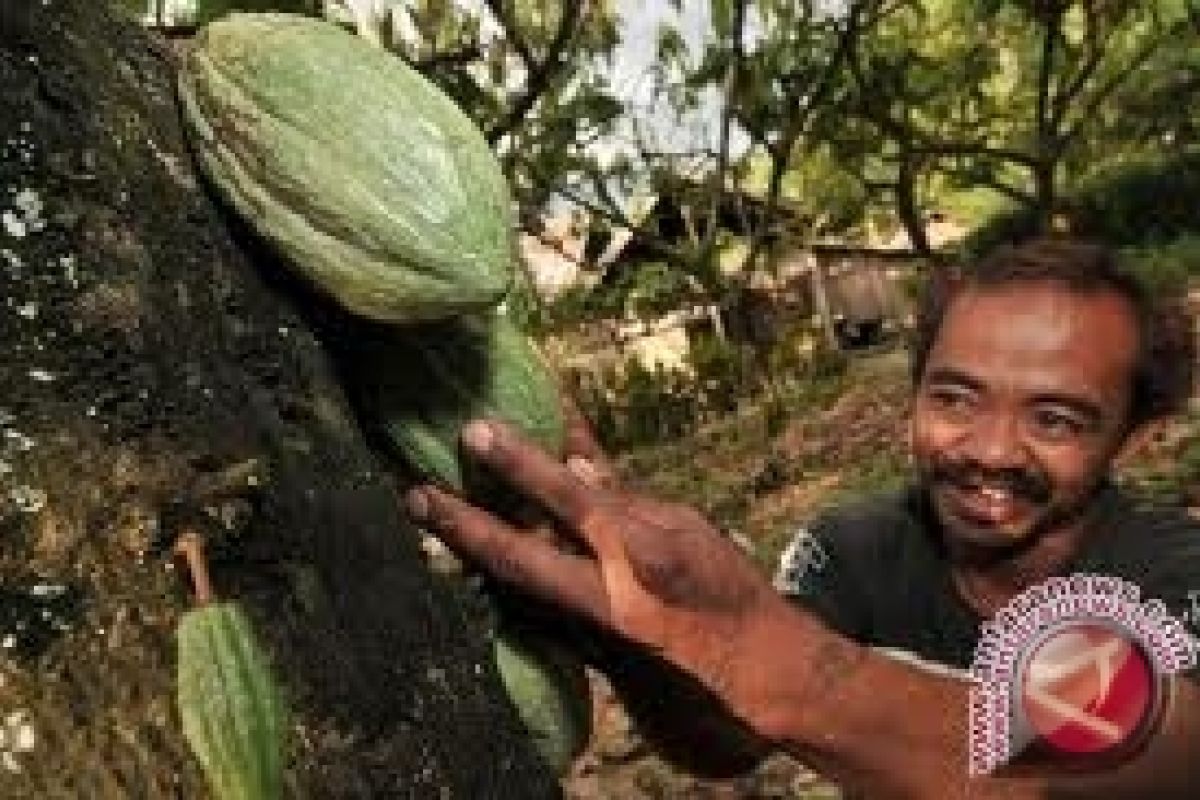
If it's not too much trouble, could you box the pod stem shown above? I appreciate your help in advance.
[174,529,215,606]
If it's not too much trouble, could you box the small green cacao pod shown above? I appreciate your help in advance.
[177,601,287,800]
[178,13,513,323]
[493,627,593,774]
[342,310,564,498]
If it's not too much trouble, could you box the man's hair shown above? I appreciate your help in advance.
[911,237,1195,429]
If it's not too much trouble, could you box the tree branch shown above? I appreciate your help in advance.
[910,141,1040,169]
[1034,2,1061,152]
[482,0,534,65]
[1048,0,1109,132]
[895,149,931,259]
[742,0,882,273]
[939,169,1036,206]
[413,43,484,71]
[1058,31,1172,147]
[697,0,748,285]
[552,185,693,269]
[552,182,700,275]
[485,1,585,145]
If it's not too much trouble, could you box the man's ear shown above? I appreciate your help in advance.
[1113,418,1166,470]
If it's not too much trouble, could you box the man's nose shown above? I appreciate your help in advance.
[963,414,1029,469]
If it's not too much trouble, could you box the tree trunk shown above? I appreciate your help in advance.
[895,151,932,259]
[1032,158,1057,232]
[0,2,558,797]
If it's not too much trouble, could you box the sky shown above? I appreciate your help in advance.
[574,0,754,214]
[605,0,759,171]
[607,0,720,154]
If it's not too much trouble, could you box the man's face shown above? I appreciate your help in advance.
[910,282,1140,551]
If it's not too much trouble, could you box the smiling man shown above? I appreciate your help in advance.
[407,238,1200,797]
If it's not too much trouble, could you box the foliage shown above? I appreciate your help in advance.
[840,0,1200,248]
[540,282,622,329]
[571,321,850,452]
[1121,235,1200,296]
[1069,149,1200,246]
[961,148,1200,257]
[620,261,702,317]
[541,260,704,330]
[668,0,892,276]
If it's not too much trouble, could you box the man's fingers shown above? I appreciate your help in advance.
[462,420,595,526]
[408,485,611,624]
[561,394,619,485]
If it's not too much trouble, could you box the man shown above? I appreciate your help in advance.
[405,238,1200,797]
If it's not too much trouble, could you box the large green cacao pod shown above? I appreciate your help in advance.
[493,627,593,775]
[343,310,565,494]
[178,13,513,323]
[177,602,287,800]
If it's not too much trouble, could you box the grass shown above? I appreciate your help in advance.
[1120,405,1200,507]
[613,350,911,570]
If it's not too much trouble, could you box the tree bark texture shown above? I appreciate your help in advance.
[0,2,559,797]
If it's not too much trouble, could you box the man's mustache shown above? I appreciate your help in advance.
[927,458,1052,506]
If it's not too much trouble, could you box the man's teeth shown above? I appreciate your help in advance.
[978,486,1012,502]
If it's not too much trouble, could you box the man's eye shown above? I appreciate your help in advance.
[1031,408,1085,438]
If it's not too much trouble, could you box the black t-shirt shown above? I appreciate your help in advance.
[774,484,1200,676]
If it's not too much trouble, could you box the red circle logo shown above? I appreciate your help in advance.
[1019,621,1159,756]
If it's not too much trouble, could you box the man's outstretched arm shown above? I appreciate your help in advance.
[405,419,1200,799]
[736,605,1200,798]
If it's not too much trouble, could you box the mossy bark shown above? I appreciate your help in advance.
[0,2,558,797]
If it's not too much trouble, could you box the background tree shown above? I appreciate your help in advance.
[840,0,1200,253]
[553,0,898,303]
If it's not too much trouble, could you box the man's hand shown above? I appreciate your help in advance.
[404,417,797,728]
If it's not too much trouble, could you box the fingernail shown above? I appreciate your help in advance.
[406,488,430,521]
[462,420,494,454]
